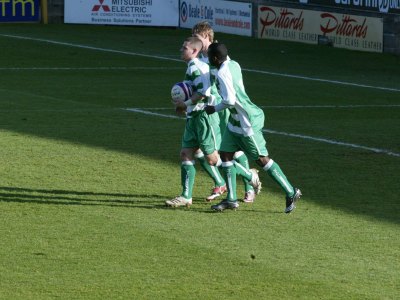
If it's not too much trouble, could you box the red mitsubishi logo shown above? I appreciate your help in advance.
[92,0,110,12]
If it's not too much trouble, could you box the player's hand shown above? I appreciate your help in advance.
[175,106,186,116]
[174,100,187,110]
[204,105,216,115]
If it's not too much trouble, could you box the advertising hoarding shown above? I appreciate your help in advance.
[290,0,400,15]
[179,0,252,37]
[65,0,179,26]
[0,0,40,22]
[258,5,383,52]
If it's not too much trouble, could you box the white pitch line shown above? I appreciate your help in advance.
[1,33,399,93]
[0,109,112,112]
[260,104,400,108]
[123,108,400,158]
[0,67,182,71]
[244,69,400,93]
[264,129,400,157]
[0,34,183,63]
[0,87,111,109]
[124,108,184,120]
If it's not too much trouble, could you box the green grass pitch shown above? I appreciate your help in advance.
[0,24,399,299]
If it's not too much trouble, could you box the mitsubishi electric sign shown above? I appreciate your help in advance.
[65,0,179,26]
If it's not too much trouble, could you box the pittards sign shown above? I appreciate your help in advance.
[258,5,383,52]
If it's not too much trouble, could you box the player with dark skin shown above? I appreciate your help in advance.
[205,53,270,168]
[205,43,301,213]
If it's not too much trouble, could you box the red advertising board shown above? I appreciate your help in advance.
[258,5,383,52]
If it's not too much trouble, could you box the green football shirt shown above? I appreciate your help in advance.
[184,58,211,116]
[215,60,264,137]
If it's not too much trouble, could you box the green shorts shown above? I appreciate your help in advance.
[220,128,269,161]
[218,109,230,137]
[182,111,221,155]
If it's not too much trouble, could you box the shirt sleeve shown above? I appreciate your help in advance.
[218,69,236,106]
[214,102,231,112]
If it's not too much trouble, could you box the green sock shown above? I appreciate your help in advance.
[263,159,294,197]
[222,161,237,202]
[195,152,225,187]
[234,160,252,181]
[181,161,196,199]
[234,151,254,192]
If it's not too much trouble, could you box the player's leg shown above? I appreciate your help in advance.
[180,148,197,199]
[222,155,237,202]
[165,148,196,208]
[219,105,256,201]
[166,119,197,208]
[198,112,227,201]
[211,152,239,211]
[211,129,240,211]
[233,160,261,195]
[234,150,256,202]
[204,111,227,201]
[258,156,301,213]
[249,132,301,213]
[195,149,226,201]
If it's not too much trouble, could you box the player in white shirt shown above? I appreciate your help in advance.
[205,43,302,213]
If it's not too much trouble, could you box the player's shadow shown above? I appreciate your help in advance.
[0,186,268,213]
[0,186,169,209]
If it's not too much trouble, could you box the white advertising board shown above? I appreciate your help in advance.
[179,0,252,37]
[65,0,179,26]
[258,5,383,53]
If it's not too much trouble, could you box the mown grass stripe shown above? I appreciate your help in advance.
[124,108,400,158]
[1,33,399,93]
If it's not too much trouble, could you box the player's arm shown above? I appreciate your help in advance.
[176,66,212,109]
[205,73,234,114]
[174,91,204,109]
[218,71,236,106]
[205,101,230,115]
[175,106,187,116]
[176,75,210,109]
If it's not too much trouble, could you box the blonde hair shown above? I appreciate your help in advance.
[192,21,214,43]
